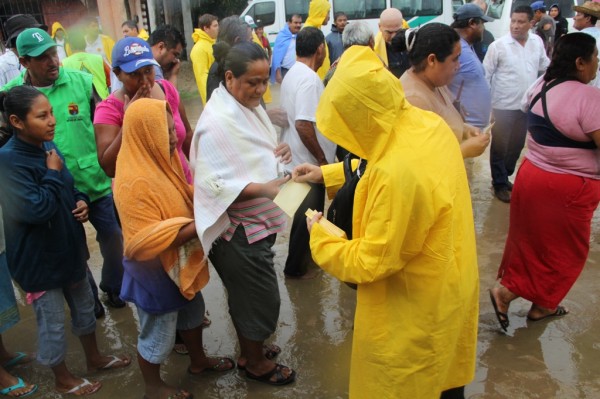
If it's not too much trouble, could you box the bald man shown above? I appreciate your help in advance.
[374,8,410,77]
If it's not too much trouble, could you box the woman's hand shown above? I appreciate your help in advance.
[306,211,323,233]
[123,83,152,112]
[46,149,63,171]
[292,163,324,184]
[460,133,491,158]
[274,142,292,164]
[72,200,89,223]
[463,123,481,139]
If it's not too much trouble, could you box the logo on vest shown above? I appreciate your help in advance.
[32,32,44,42]
[68,103,79,116]
[123,43,150,57]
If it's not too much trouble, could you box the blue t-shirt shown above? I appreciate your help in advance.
[448,38,492,128]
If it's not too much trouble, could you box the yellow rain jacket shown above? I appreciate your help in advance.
[373,19,410,67]
[303,0,331,80]
[138,28,149,41]
[252,31,272,104]
[51,22,72,56]
[310,46,479,398]
[190,29,215,105]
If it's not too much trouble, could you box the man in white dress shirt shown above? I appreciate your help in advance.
[483,5,550,203]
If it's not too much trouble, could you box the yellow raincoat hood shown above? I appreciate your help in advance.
[191,28,214,44]
[317,45,409,160]
[304,0,331,80]
[51,22,66,39]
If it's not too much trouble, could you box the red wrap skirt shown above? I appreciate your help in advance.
[497,159,600,309]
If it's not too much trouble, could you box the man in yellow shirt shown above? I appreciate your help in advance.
[190,14,218,105]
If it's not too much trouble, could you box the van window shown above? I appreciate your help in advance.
[247,1,276,26]
[391,0,443,18]
[285,0,309,22]
[332,0,386,19]
[485,0,506,19]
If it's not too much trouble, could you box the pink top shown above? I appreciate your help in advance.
[525,79,600,179]
[94,80,192,183]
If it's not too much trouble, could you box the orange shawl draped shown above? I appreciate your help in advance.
[114,98,208,300]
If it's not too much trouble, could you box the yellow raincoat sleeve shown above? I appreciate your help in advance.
[101,34,115,65]
[373,31,388,66]
[310,160,434,284]
[321,159,359,199]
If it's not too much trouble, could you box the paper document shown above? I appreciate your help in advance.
[483,122,495,135]
[305,209,347,238]
[274,180,311,217]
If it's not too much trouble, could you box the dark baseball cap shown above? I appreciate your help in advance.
[453,4,494,22]
[111,37,159,73]
[4,14,47,46]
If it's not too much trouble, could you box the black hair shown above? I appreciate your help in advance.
[198,14,218,30]
[334,12,347,20]
[296,27,325,57]
[121,20,139,30]
[287,14,302,23]
[0,86,46,146]
[591,15,599,25]
[213,41,268,83]
[545,33,597,82]
[511,5,534,20]
[391,23,460,72]
[148,24,186,49]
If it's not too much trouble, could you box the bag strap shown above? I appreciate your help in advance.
[528,78,573,133]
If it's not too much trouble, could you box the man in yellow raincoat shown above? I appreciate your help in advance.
[304,0,331,80]
[293,44,479,398]
[190,14,218,105]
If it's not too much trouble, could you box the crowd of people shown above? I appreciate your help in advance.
[0,0,599,397]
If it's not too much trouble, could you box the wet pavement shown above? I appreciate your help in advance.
[3,85,600,398]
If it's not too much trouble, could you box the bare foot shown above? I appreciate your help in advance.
[188,357,234,374]
[88,354,131,372]
[527,304,569,321]
[56,378,101,396]
[237,343,281,369]
[490,287,511,317]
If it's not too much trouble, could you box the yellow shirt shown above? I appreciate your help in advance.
[304,0,331,80]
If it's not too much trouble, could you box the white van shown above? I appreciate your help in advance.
[241,0,577,46]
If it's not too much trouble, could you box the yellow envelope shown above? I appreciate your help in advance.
[274,180,311,217]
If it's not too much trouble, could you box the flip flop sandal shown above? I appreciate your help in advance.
[245,363,296,386]
[188,357,235,375]
[2,352,32,369]
[237,344,281,370]
[527,305,569,321]
[165,389,193,399]
[0,377,38,397]
[60,378,101,396]
[97,355,131,371]
[489,289,509,332]
[173,343,189,355]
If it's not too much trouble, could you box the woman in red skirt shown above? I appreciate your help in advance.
[489,33,600,331]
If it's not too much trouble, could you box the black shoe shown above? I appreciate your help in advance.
[94,298,106,319]
[494,187,511,203]
[105,292,126,308]
[507,181,514,191]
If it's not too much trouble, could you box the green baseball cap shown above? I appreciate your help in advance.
[16,28,57,57]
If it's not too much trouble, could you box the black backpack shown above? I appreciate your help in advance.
[326,154,366,289]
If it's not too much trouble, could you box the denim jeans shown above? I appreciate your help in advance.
[489,109,528,189]
[87,194,124,294]
[136,293,205,364]
[32,278,96,367]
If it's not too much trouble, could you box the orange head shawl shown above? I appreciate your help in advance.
[114,98,208,300]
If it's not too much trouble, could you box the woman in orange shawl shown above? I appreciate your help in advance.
[114,98,233,399]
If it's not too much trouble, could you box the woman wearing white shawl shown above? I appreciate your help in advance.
[189,41,296,386]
